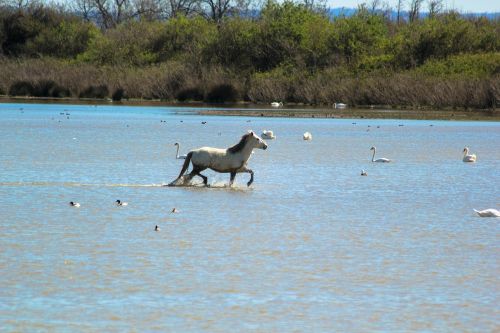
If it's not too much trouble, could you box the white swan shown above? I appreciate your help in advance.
[69,201,80,207]
[174,143,187,159]
[271,102,283,107]
[473,209,500,217]
[370,146,391,163]
[116,200,128,206]
[303,132,312,141]
[334,102,347,109]
[261,130,276,139]
[462,147,476,162]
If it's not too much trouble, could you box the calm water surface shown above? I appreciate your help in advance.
[0,103,499,332]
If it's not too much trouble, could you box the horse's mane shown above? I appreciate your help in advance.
[227,133,251,154]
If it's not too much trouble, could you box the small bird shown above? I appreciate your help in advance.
[303,132,312,141]
[473,209,500,217]
[116,200,128,206]
[171,208,179,213]
[69,201,80,207]
[361,170,367,176]
[155,225,160,231]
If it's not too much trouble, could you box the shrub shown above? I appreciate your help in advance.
[9,81,35,96]
[205,83,239,102]
[176,87,204,101]
[79,85,109,99]
[112,88,126,101]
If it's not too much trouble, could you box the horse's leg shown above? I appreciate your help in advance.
[229,172,236,187]
[239,167,254,187]
[192,166,208,186]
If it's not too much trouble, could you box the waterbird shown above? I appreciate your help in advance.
[361,170,368,176]
[462,147,477,163]
[174,143,187,159]
[370,146,391,163]
[201,121,207,124]
[261,130,276,140]
[155,225,160,231]
[69,201,80,207]
[171,208,179,213]
[116,200,128,206]
[271,102,283,107]
[334,102,347,109]
[473,209,500,217]
[303,132,312,141]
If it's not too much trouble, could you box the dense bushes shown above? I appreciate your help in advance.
[0,1,498,108]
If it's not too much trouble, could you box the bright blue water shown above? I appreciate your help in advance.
[0,102,499,332]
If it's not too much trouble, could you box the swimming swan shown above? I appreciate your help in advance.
[370,146,391,163]
[462,147,477,162]
[271,102,283,107]
[303,132,312,141]
[262,130,276,139]
[116,200,128,206]
[174,143,187,159]
[473,209,500,217]
[69,201,80,207]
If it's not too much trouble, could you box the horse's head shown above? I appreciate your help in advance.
[248,131,268,150]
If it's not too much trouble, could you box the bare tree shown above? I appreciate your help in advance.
[427,0,443,18]
[396,0,404,24]
[72,0,97,22]
[201,0,232,22]
[369,0,381,12]
[408,0,423,22]
[302,0,327,13]
[168,0,198,17]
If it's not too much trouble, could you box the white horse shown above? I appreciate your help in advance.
[171,131,268,187]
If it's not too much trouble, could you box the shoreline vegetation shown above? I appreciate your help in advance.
[0,1,499,115]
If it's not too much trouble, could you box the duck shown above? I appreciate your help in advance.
[303,132,312,141]
[462,147,477,162]
[261,130,276,140]
[334,102,347,109]
[370,146,391,163]
[270,102,283,107]
[473,209,500,217]
[361,170,367,176]
[171,208,179,213]
[69,201,80,207]
[116,200,128,206]
[155,225,160,231]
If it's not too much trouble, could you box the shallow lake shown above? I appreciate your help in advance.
[1,102,499,332]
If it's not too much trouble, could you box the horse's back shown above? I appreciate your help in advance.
[190,147,243,172]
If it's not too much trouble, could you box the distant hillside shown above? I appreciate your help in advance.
[328,7,500,20]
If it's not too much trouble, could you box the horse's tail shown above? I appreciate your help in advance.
[177,152,193,178]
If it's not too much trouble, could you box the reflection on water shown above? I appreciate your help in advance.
[0,103,499,331]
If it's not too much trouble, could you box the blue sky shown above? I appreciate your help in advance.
[329,0,499,13]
